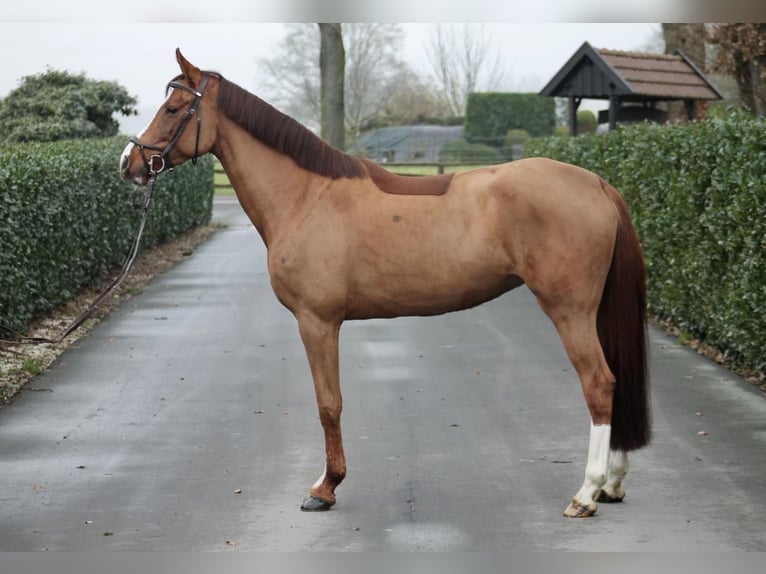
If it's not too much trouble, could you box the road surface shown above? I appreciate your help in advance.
[1,197,764,551]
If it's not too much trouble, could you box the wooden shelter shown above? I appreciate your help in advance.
[540,42,723,135]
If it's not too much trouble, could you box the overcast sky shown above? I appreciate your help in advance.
[3,0,760,135]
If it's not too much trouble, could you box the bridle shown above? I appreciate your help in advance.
[130,74,210,176]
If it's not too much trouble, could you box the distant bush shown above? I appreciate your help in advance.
[576,110,597,134]
[503,129,530,160]
[524,111,766,372]
[439,138,501,163]
[0,136,214,335]
[464,92,556,146]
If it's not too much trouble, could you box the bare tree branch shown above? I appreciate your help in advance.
[426,24,505,116]
[707,23,766,116]
[259,24,321,129]
[259,24,441,143]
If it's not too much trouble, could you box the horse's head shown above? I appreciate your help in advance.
[120,49,219,186]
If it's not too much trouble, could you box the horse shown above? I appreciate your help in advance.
[120,49,650,518]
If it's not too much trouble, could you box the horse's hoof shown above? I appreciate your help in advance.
[597,487,625,503]
[563,499,597,518]
[300,495,335,511]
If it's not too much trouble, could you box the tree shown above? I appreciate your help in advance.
[259,24,322,129]
[319,23,345,149]
[377,67,452,127]
[707,23,766,116]
[343,23,405,137]
[662,24,707,122]
[426,24,505,116]
[260,23,435,143]
[576,110,597,135]
[0,69,137,143]
[662,23,706,67]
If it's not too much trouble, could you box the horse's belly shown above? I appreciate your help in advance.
[346,261,523,320]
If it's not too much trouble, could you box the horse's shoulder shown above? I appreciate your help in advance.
[360,158,453,196]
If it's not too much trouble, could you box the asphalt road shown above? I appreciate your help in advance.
[1,197,764,551]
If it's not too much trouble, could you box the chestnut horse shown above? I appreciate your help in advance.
[120,50,650,517]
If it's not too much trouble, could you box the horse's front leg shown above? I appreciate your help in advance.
[296,313,346,511]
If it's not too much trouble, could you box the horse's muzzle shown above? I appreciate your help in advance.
[119,143,149,186]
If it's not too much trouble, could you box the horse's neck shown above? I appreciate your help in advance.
[214,124,309,246]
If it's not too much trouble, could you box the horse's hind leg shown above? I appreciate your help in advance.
[296,313,347,511]
[598,449,628,503]
[537,301,616,517]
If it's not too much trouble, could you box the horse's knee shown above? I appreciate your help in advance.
[318,404,342,428]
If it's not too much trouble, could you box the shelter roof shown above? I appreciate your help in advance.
[540,42,722,101]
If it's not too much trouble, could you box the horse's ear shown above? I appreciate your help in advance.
[175,48,203,88]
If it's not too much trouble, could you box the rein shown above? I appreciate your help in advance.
[0,75,209,347]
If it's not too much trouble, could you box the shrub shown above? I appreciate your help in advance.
[524,111,766,372]
[0,70,137,143]
[464,93,556,146]
[576,110,597,135]
[0,136,214,335]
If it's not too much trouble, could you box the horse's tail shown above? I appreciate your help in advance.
[597,178,651,451]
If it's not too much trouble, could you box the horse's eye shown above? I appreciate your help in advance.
[166,106,179,115]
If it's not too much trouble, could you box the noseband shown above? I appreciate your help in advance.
[130,74,210,176]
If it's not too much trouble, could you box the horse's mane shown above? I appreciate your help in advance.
[216,76,366,179]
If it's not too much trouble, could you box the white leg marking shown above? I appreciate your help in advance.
[601,449,628,501]
[312,464,327,490]
[573,422,611,507]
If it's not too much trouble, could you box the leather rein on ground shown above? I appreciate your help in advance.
[0,76,209,347]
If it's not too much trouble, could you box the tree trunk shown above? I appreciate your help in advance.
[726,50,766,116]
[662,23,706,69]
[662,23,706,122]
[319,23,345,149]
[755,61,766,117]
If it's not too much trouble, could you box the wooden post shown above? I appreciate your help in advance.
[569,96,582,137]
[608,95,619,131]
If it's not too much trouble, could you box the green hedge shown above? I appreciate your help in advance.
[524,112,766,372]
[465,93,556,146]
[0,136,214,335]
